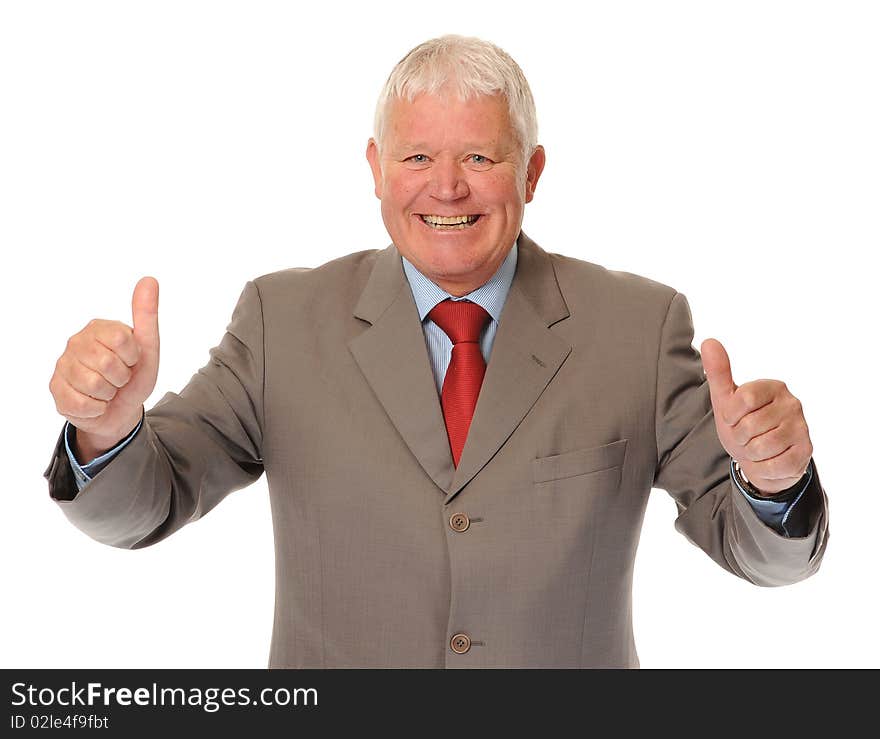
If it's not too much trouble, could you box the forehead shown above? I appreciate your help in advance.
[385,92,515,148]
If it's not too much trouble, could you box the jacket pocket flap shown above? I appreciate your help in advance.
[533,439,628,484]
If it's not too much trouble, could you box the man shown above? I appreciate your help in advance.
[45,35,829,668]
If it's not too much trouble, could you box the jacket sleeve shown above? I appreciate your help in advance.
[652,291,829,586]
[43,280,266,549]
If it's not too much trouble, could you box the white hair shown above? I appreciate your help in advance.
[373,35,539,168]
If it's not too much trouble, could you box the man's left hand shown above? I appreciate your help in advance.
[700,338,813,496]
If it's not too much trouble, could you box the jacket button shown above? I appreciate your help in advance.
[449,512,470,532]
[450,633,471,654]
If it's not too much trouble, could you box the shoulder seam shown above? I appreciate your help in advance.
[251,279,267,461]
[654,290,679,477]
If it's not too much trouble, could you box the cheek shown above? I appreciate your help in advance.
[482,175,524,210]
[385,177,422,210]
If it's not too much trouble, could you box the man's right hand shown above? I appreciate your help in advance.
[49,276,160,462]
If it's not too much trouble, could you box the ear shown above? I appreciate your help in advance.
[366,138,383,199]
[524,145,546,204]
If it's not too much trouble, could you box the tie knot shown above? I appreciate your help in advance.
[428,299,491,344]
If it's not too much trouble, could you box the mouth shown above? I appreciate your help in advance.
[417,214,482,230]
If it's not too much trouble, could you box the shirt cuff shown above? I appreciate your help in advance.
[730,457,814,537]
[63,415,144,491]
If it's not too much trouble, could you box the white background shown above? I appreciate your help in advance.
[2,0,877,668]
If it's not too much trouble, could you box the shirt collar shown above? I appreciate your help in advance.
[401,241,518,322]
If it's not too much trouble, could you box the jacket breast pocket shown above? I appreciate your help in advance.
[533,439,628,490]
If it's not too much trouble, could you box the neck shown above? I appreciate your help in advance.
[434,276,489,297]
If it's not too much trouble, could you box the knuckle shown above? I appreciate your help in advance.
[68,394,84,415]
[49,374,64,403]
[51,381,66,407]
[70,394,87,415]
[111,324,133,349]
[106,330,125,350]
[70,332,90,356]
[97,351,116,374]
[52,360,69,388]
[84,372,104,396]
[85,318,105,335]
[72,394,96,416]
[751,437,769,460]
[54,382,70,408]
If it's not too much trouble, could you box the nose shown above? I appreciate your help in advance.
[429,157,470,201]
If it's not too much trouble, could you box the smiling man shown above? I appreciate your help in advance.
[366,88,545,296]
[46,35,829,668]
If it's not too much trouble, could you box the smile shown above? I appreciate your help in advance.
[418,214,481,229]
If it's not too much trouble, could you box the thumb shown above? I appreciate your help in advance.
[132,276,160,355]
[701,338,737,416]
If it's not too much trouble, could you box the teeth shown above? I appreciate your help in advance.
[421,215,480,231]
[421,214,477,225]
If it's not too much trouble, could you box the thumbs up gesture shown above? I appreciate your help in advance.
[700,338,812,496]
[50,277,161,460]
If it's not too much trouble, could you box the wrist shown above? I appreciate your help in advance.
[74,430,123,463]
[733,458,810,501]
[733,459,770,497]
[73,410,143,463]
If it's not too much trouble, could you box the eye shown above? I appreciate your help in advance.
[469,154,493,166]
[405,154,429,163]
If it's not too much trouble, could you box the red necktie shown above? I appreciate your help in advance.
[428,299,492,467]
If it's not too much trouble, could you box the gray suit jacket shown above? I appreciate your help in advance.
[44,231,829,668]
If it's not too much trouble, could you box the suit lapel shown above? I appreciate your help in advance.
[348,244,456,493]
[444,232,571,504]
[347,232,571,502]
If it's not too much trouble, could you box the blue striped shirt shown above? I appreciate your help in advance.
[401,242,517,394]
[63,242,809,536]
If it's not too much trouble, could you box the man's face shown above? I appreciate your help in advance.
[366,91,545,296]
